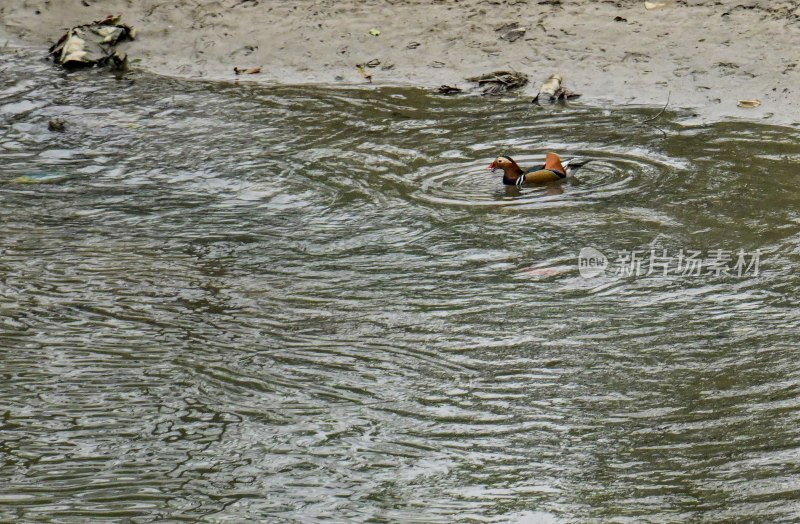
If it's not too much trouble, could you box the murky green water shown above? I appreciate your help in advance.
[2,45,800,522]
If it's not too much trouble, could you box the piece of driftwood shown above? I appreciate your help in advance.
[532,74,581,103]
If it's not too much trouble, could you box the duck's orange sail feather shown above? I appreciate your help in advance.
[544,152,565,174]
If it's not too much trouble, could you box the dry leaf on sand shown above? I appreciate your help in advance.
[645,1,671,9]
[737,99,762,108]
[233,66,261,75]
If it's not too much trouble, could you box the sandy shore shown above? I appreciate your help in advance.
[2,0,799,123]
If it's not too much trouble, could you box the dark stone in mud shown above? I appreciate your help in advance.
[47,118,66,132]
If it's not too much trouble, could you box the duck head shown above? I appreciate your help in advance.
[488,156,523,177]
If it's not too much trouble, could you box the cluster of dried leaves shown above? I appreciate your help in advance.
[48,15,134,70]
[465,70,529,96]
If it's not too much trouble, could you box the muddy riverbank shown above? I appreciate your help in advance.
[2,0,799,123]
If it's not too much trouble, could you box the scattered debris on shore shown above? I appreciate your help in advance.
[466,70,528,95]
[447,71,580,101]
[48,15,135,70]
[532,74,581,104]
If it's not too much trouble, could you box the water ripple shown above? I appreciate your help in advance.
[1,44,800,522]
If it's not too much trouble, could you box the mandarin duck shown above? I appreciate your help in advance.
[489,152,589,186]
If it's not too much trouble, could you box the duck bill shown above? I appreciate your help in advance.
[488,162,496,171]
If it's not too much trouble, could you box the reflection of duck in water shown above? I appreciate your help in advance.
[488,153,590,186]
